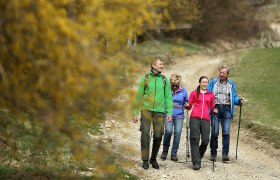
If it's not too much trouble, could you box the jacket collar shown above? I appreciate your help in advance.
[173,86,183,94]
[149,70,162,77]
[215,77,234,85]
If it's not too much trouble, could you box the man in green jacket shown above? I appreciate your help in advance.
[133,56,173,170]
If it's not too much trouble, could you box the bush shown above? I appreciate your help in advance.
[193,0,267,41]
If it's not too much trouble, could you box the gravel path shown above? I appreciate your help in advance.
[103,54,280,180]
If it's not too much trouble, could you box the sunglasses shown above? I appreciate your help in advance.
[172,85,179,88]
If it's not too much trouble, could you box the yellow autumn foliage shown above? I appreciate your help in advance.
[0,0,202,175]
[166,0,200,25]
[0,0,169,143]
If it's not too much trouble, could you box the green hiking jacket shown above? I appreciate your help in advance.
[133,71,173,116]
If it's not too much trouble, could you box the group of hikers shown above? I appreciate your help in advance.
[133,56,243,170]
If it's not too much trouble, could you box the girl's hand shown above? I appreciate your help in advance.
[213,108,218,114]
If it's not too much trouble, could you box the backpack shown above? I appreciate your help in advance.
[144,73,166,93]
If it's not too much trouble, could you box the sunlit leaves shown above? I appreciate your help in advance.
[0,2,203,176]
[167,0,200,25]
[0,0,171,153]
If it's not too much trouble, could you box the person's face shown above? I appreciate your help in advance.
[219,68,228,81]
[200,78,208,90]
[152,59,164,73]
[171,84,179,91]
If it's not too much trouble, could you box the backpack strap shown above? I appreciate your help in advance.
[161,75,166,97]
[161,75,166,88]
[144,73,149,93]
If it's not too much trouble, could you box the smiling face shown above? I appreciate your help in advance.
[200,77,209,91]
[152,58,164,74]
[219,68,228,82]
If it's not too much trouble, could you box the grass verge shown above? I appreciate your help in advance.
[0,110,137,179]
[230,47,280,148]
[134,38,204,65]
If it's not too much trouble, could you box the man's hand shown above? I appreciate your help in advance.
[166,115,172,122]
[133,116,139,123]
[238,98,245,106]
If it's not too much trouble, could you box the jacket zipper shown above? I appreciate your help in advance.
[201,93,204,119]
[153,76,156,111]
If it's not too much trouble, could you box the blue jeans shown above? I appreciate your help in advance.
[210,105,231,155]
[162,118,183,155]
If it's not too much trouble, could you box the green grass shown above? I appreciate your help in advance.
[230,47,280,148]
[0,110,136,179]
[0,165,137,179]
[136,38,204,58]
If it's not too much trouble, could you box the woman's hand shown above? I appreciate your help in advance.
[213,108,218,114]
[184,102,189,109]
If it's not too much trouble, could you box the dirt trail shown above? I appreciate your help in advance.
[269,23,280,47]
[103,54,280,180]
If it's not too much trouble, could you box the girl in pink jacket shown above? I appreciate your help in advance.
[187,76,217,170]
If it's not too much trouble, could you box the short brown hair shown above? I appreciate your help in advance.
[151,56,163,69]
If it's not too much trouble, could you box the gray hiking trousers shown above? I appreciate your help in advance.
[190,118,210,165]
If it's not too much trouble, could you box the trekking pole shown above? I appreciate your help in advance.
[211,114,216,171]
[185,109,190,162]
[150,121,153,142]
[235,104,242,159]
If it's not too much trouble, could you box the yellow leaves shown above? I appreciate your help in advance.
[89,0,170,46]
[171,46,185,57]
[0,1,191,168]
[106,164,117,174]
[0,0,205,175]
[24,12,37,25]
[167,0,201,24]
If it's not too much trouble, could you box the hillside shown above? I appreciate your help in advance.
[101,51,280,179]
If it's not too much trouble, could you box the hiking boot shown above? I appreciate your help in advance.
[149,159,159,169]
[209,154,217,162]
[142,160,149,170]
[222,154,229,161]
[171,154,178,161]
[193,163,201,170]
[161,151,168,160]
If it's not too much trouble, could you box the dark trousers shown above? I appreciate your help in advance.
[140,110,164,161]
[190,118,210,165]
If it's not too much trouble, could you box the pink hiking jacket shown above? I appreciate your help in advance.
[187,90,215,121]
